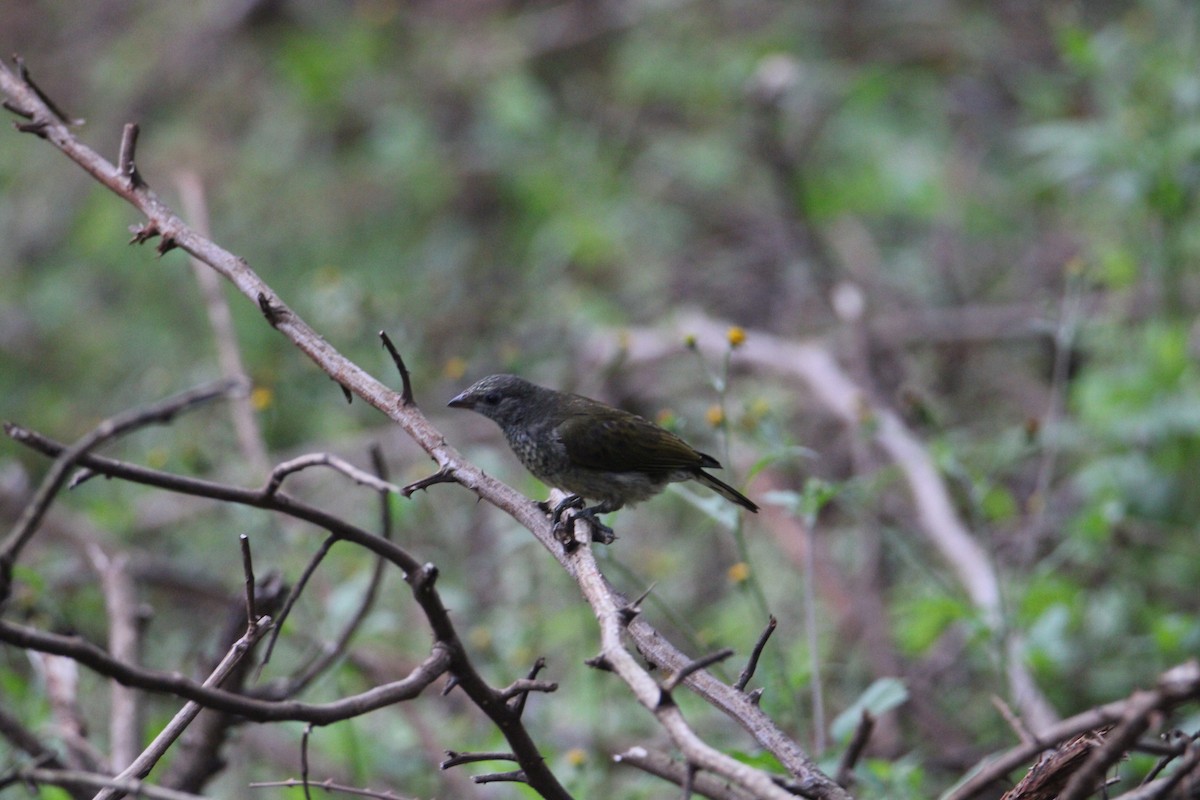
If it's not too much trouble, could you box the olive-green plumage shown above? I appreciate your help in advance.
[448,374,759,516]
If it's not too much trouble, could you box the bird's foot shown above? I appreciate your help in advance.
[549,494,586,526]
[548,495,616,547]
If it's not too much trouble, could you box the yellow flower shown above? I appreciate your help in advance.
[565,748,588,767]
[250,386,273,411]
[727,562,751,583]
[705,405,726,428]
[727,326,747,348]
[443,356,467,380]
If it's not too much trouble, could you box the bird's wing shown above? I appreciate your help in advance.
[557,407,715,473]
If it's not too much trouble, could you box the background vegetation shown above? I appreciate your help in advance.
[3,0,1200,798]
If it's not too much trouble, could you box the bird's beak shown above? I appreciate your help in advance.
[447,391,472,409]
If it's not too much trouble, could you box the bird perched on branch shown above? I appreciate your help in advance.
[448,374,758,543]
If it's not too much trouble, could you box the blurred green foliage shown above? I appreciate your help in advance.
[4,0,1200,797]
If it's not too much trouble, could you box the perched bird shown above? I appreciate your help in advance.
[448,374,758,540]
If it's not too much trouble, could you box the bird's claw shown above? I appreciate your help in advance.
[548,495,616,547]
[550,494,586,525]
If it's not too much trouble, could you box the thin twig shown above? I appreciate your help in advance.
[12,766,205,800]
[277,446,396,696]
[263,452,403,497]
[509,657,547,717]
[496,678,558,703]
[399,468,458,496]
[0,617,450,724]
[11,56,78,124]
[260,535,336,671]
[379,331,414,406]
[240,535,257,624]
[835,710,874,788]
[472,770,528,784]
[300,723,314,800]
[442,751,519,769]
[663,649,736,693]
[93,616,272,800]
[248,778,418,799]
[83,544,142,770]
[734,616,776,692]
[613,747,756,800]
[176,170,270,474]
[117,122,142,188]
[0,379,242,603]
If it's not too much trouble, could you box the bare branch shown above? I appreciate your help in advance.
[248,778,419,799]
[0,618,451,724]
[263,452,404,497]
[566,519,821,800]
[442,751,519,769]
[496,678,559,703]
[10,766,205,800]
[949,661,1200,800]
[613,748,756,800]
[0,380,243,603]
[94,615,272,800]
[83,544,143,770]
[176,170,270,474]
[278,446,396,696]
[835,710,874,788]
[588,315,1060,733]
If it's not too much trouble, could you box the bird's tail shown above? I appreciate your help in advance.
[695,470,759,513]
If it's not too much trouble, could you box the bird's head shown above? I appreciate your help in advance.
[448,373,543,429]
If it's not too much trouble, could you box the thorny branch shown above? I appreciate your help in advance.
[0,56,847,800]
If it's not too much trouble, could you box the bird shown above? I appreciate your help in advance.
[448,374,758,542]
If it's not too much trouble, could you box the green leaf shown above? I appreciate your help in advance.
[830,677,909,743]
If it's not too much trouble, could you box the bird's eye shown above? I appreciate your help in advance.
[483,391,501,405]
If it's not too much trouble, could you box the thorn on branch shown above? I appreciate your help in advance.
[378,331,414,405]
[441,675,460,697]
[12,55,78,125]
[584,654,613,672]
[128,221,160,245]
[155,235,177,257]
[441,751,518,770]
[257,292,285,327]
[400,468,457,497]
[618,583,656,625]
[747,687,764,706]
[2,99,33,119]
[734,614,777,692]
[118,122,144,189]
[13,118,48,137]
[662,647,735,693]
